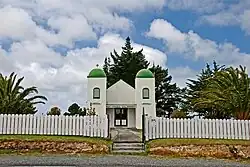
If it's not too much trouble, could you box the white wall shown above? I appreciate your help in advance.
[135,78,156,129]
[87,78,107,117]
[106,108,114,128]
[128,108,136,128]
[107,80,135,105]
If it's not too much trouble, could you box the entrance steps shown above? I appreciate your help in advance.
[111,142,145,154]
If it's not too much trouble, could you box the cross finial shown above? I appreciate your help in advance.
[96,64,99,67]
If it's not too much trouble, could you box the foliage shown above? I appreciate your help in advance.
[149,64,184,117]
[170,109,188,118]
[64,103,86,116]
[185,61,227,119]
[86,105,96,116]
[47,106,61,115]
[104,37,149,88]
[192,65,250,120]
[103,37,182,115]
[0,72,47,114]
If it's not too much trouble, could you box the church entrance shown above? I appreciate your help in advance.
[114,108,128,126]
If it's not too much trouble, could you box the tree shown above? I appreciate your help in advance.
[0,72,47,114]
[149,64,184,117]
[64,103,86,116]
[105,37,149,88]
[185,61,227,119]
[103,37,182,116]
[47,106,61,115]
[193,65,250,120]
[86,105,96,116]
[171,109,188,118]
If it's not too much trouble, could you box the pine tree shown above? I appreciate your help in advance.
[185,61,226,118]
[149,64,183,117]
[107,37,149,87]
[103,57,111,87]
[103,37,182,116]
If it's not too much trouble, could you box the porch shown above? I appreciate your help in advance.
[106,104,136,128]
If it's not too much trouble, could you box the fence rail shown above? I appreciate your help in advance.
[145,116,250,141]
[0,114,108,138]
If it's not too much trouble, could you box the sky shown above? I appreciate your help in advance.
[0,0,250,114]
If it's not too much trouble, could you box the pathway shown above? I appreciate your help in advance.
[111,128,142,142]
[110,128,144,153]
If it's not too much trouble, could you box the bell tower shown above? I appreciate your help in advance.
[135,69,156,129]
[87,65,107,116]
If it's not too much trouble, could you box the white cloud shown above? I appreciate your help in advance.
[0,6,96,47]
[0,33,167,114]
[240,10,250,35]
[199,1,250,34]
[0,0,168,114]
[0,6,36,40]
[47,15,97,46]
[147,19,250,66]
[164,0,225,13]
[147,18,250,89]
[199,12,240,26]
[147,0,250,35]
[169,66,198,88]
[0,47,14,72]
[0,0,166,38]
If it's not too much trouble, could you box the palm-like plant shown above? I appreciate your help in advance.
[0,72,47,114]
[186,61,226,119]
[192,66,250,120]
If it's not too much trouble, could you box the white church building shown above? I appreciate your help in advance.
[87,67,156,129]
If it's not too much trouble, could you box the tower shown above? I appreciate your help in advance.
[87,66,107,117]
[135,69,156,129]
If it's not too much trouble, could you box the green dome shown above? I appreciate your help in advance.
[136,69,154,78]
[88,68,106,78]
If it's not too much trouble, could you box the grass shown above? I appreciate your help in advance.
[147,138,250,148]
[0,149,42,155]
[0,135,112,145]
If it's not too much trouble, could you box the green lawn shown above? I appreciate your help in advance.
[0,135,112,145]
[147,138,250,147]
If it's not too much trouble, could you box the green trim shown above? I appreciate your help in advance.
[136,69,154,78]
[88,68,106,78]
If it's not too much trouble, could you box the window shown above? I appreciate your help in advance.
[142,88,149,99]
[93,87,100,99]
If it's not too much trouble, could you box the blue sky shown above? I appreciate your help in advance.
[0,0,249,113]
[126,5,250,70]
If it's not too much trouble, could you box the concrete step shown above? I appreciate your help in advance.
[112,149,145,154]
[112,146,143,150]
[112,142,145,152]
[113,142,144,147]
[113,142,144,144]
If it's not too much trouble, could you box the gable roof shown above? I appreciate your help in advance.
[107,79,135,105]
[107,79,134,90]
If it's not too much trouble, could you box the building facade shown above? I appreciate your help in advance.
[87,68,156,129]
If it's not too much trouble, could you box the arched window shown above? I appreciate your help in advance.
[142,88,149,99]
[93,87,100,99]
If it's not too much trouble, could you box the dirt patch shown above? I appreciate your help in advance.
[0,140,109,154]
[148,145,250,159]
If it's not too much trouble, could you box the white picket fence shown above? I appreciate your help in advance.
[0,114,109,138]
[145,116,250,141]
